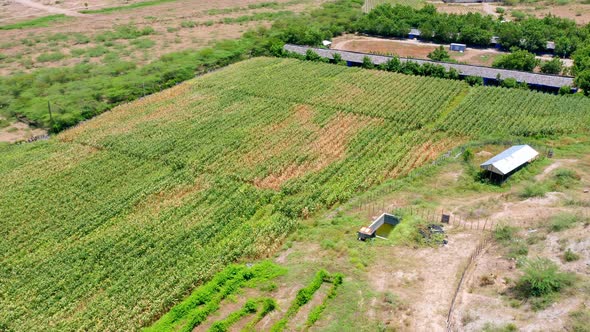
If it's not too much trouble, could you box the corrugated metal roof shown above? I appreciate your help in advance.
[480,145,539,175]
[283,44,574,89]
[409,28,421,36]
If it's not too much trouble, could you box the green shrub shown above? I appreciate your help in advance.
[516,258,574,298]
[519,183,547,198]
[511,10,526,21]
[552,168,581,189]
[496,7,505,14]
[181,20,197,28]
[86,46,108,57]
[73,33,90,44]
[494,225,517,243]
[564,249,580,262]
[482,322,518,332]
[131,38,156,49]
[550,213,578,232]
[36,52,66,62]
[568,308,590,332]
[507,241,528,259]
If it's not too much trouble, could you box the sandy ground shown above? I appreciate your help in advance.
[0,119,47,143]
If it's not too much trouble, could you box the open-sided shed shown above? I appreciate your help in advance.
[480,145,539,176]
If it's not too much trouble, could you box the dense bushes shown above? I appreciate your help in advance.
[516,258,574,297]
[492,49,539,72]
[356,4,585,56]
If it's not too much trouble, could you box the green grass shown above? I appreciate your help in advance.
[550,213,579,232]
[0,15,70,30]
[80,0,179,14]
[564,248,580,262]
[145,262,285,332]
[568,308,590,332]
[36,52,66,62]
[515,258,575,309]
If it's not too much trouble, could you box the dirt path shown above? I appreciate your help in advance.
[12,0,85,16]
[535,159,578,181]
[481,2,497,17]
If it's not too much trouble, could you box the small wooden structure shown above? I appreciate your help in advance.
[357,213,401,241]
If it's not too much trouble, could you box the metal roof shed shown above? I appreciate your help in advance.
[480,145,539,176]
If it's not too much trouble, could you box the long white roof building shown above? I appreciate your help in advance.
[480,145,539,176]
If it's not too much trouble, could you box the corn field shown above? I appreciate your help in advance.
[1,57,589,331]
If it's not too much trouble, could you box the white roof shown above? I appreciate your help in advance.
[480,145,539,175]
[322,40,332,46]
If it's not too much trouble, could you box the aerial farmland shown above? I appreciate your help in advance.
[1,1,589,331]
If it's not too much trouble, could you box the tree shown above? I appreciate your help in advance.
[427,46,451,61]
[305,49,323,62]
[572,43,590,75]
[540,58,563,75]
[492,49,539,72]
[361,56,374,69]
[382,57,401,72]
[496,23,523,50]
[574,69,590,95]
[464,75,484,86]
[558,86,573,95]
[331,53,346,65]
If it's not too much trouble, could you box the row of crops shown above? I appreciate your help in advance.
[1,57,589,331]
[143,262,342,332]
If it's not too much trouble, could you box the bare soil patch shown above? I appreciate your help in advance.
[0,119,47,143]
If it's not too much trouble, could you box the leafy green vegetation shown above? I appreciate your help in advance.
[564,248,580,262]
[482,322,519,332]
[494,225,528,259]
[519,183,548,198]
[550,213,579,231]
[493,49,539,72]
[428,46,453,62]
[145,262,285,332]
[0,14,70,30]
[551,168,581,189]
[568,308,590,332]
[36,51,66,62]
[270,270,342,331]
[1,55,589,331]
[515,258,575,308]
[305,273,344,328]
[208,298,270,332]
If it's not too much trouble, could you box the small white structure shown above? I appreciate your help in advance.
[450,43,466,53]
[322,40,332,48]
[409,28,421,39]
[480,145,539,176]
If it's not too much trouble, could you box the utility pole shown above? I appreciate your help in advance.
[47,100,54,127]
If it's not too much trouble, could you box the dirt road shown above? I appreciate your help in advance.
[12,0,84,16]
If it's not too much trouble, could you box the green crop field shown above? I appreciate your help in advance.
[1,57,589,331]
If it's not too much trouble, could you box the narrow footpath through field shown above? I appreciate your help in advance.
[12,0,84,16]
